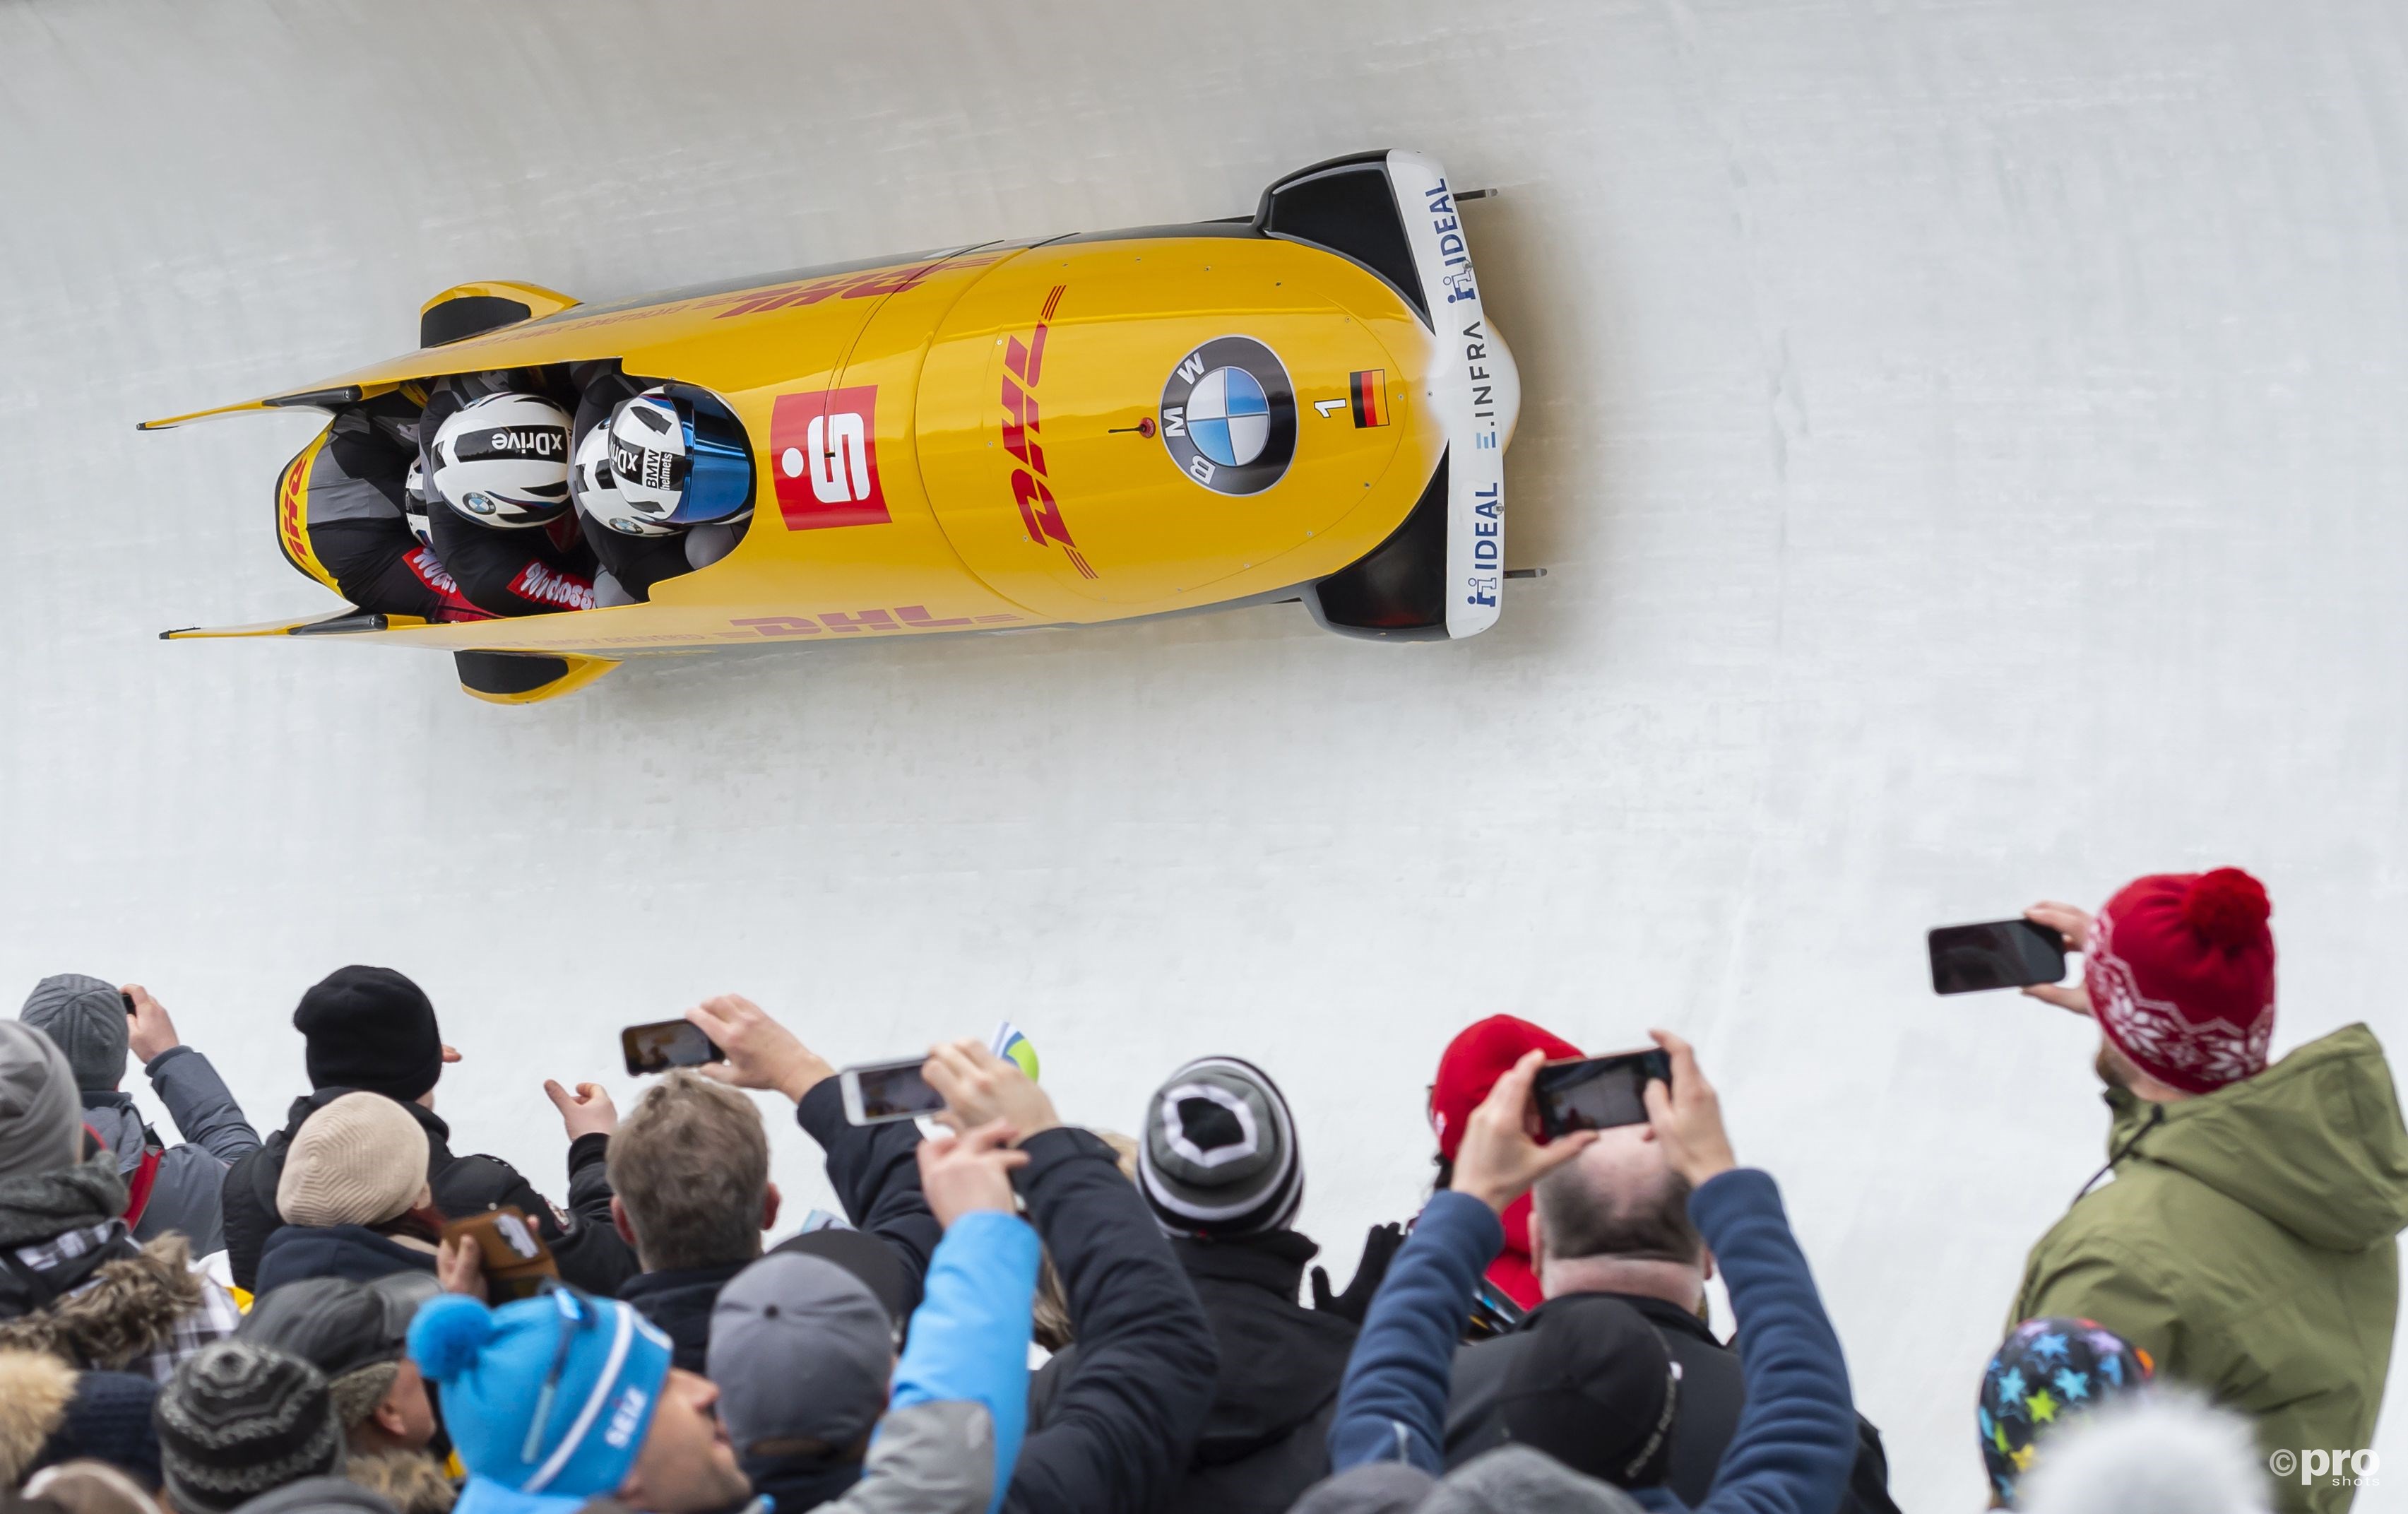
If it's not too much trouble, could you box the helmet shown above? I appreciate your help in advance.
[571,422,676,538]
[403,459,433,546]
[428,391,574,528]
[607,387,753,526]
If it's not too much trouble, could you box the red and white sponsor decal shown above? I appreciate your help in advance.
[1001,285,1093,579]
[506,560,595,612]
[771,386,889,531]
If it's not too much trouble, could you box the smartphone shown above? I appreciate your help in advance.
[1928,920,2068,995]
[621,1019,723,1077]
[121,992,136,1016]
[439,1207,559,1303]
[841,1055,945,1125]
[1532,1050,1673,1140]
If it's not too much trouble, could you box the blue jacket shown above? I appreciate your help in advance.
[1327,1172,1856,1514]
[885,1207,1042,1513]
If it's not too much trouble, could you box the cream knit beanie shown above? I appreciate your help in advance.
[277,1092,431,1227]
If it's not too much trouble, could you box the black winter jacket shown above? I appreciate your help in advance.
[1033,1229,1355,1514]
[793,1080,942,1317]
[619,1260,750,1375]
[256,1224,439,1291]
[1006,1127,1218,1514]
[220,1092,634,1295]
[1444,1289,1901,1514]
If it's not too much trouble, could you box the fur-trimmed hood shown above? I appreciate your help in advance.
[346,1450,458,1514]
[0,1348,76,1483]
[0,1231,203,1371]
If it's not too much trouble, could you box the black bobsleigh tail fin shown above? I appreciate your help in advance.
[453,650,617,705]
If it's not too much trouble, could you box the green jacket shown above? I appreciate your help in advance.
[2011,1024,2408,1513]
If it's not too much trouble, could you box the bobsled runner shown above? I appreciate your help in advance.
[144,149,1521,703]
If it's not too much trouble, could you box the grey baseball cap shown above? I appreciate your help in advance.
[708,1252,894,1458]
[20,974,129,1092]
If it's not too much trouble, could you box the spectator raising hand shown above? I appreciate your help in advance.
[918,1120,1029,1228]
[923,1039,1062,1145]
[543,1079,617,1141]
[687,993,836,1101]
[1452,1051,1601,1211]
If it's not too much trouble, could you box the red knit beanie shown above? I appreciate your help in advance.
[1429,1015,1581,1160]
[2085,868,2277,1094]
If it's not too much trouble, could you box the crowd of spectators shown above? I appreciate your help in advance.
[0,867,2395,1514]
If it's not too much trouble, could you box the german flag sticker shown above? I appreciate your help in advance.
[1350,369,1389,428]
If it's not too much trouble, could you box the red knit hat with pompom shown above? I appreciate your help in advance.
[2084,868,2277,1094]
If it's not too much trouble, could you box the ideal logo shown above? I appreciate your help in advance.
[770,386,889,531]
[603,1387,649,1450]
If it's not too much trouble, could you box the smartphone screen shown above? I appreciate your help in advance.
[843,1057,945,1125]
[621,1019,722,1077]
[1533,1050,1671,1139]
[1928,920,2068,994]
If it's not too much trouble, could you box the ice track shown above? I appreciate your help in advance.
[5,2,2407,1502]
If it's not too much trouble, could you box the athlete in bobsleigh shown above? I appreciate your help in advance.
[566,369,751,606]
[299,365,749,619]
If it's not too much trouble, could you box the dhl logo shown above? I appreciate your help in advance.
[704,256,1002,321]
[275,437,338,593]
[1001,285,1095,579]
[728,605,1023,637]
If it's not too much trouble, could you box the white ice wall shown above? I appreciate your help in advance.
[5,1,2406,1503]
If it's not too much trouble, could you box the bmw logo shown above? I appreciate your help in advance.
[1158,336,1297,496]
[463,491,497,516]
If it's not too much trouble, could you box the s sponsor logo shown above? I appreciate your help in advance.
[1158,336,1297,496]
[770,386,889,530]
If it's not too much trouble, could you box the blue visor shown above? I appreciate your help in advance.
[672,393,754,525]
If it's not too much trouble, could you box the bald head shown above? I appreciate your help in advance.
[1532,1124,1704,1277]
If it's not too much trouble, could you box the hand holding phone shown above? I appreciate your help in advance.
[1532,1050,1673,1140]
[439,1207,559,1303]
[1928,920,2068,994]
[621,1019,723,1077]
[841,1056,947,1125]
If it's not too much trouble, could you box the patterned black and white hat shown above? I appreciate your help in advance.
[1137,1056,1303,1238]
[156,1341,345,1514]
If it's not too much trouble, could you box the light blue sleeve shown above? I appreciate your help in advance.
[886,1209,1042,1513]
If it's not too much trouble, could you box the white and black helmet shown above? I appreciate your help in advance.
[606,386,754,527]
[429,392,574,529]
[571,422,676,538]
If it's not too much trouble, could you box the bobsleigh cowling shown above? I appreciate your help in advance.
[146,150,1521,703]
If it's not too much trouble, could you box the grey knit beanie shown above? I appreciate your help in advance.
[156,1341,346,1514]
[21,974,130,1093]
[0,1020,81,1183]
[1136,1055,1303,1238]
[275,1094,430,1229]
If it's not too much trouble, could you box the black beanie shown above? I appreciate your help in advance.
[1498,1294,1681,1488]
[155,1342,345,1514]
[292,967,442,1102]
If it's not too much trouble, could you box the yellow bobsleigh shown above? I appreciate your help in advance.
[144,150,1522,703]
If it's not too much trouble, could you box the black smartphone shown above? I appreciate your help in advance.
[841,1056,946,1125]
[1928,920,2068,994]
[121,992,136,1016]
[620,1019,723,1076]
[1532,1050,1672,1140]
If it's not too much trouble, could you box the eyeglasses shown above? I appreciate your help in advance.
[521,1286,590,1465]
